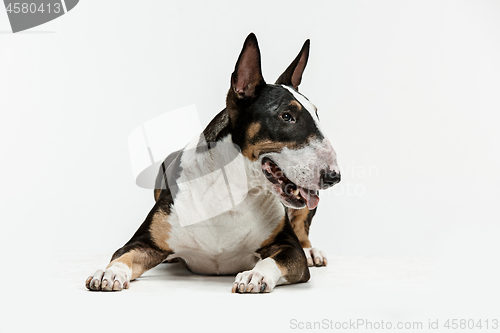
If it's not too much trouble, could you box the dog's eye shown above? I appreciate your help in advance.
[280,112,296,123]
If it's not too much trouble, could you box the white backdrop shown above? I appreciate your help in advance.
[1,0,499,332]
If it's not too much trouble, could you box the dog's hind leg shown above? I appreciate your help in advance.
[85,200,174,291]
[232,216,310,293]
[287,207,327,267]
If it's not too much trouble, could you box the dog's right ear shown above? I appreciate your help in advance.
[230,33,265,100]
[275,39,310,91]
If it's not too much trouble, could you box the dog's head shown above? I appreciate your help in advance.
[227,33,340,210]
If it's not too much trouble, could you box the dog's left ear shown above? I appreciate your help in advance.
[275,39,310,91]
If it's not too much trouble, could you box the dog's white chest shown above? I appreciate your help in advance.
[166,194,284,275]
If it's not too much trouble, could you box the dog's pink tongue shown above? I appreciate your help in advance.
[299,188,320,210]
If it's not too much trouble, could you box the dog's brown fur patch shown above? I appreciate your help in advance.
[149,209,173,253]
[107,250,134,270]
[288,208,312,248]
[242,140,296,161]
[246,122,261,140]
[154,189,161,202]
[289,100,302,110]
[107,249,145,280]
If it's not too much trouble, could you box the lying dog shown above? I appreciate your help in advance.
[85,33,340,293]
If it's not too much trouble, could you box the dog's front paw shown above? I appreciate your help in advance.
[304,247,327,267]
[85,263,131,291]
[231,270,277,294]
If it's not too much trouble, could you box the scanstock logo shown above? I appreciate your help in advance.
[3,0,79,33]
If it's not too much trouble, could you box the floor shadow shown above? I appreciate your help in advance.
[141,262,236,284]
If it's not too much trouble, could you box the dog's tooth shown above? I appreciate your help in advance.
[293,189,300,196]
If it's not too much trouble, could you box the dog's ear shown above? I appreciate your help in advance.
[275,39,310,91]
[231,33,265,99]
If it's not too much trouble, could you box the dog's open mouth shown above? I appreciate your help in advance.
[261,157,319,210]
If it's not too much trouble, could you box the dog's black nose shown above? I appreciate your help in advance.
[320,170,341,189]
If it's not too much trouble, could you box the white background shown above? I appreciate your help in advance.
[1,1,499,332]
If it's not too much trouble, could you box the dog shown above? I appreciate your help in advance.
[85,33,340,293]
